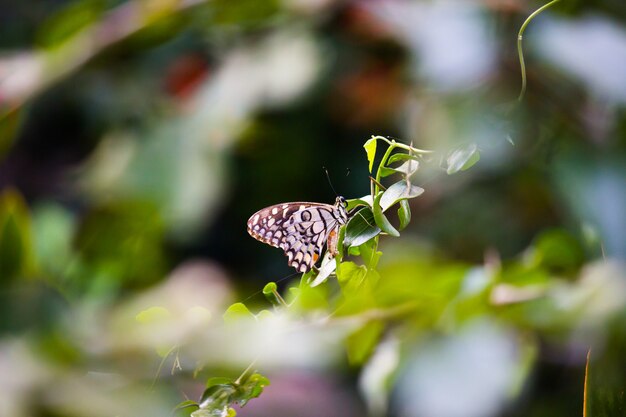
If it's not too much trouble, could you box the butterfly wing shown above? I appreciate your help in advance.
[247,203,344,273]
[280,205,341,272]
[247,203,308,249]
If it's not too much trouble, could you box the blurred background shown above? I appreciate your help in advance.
[0,0,625,416]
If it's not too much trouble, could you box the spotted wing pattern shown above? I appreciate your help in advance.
[247,197,348,273]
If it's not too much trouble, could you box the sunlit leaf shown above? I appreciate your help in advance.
[379,180,424,212]
[358,238,381,271]
[135,306,171,323]
[223,303,255,323]
[262,282,283,306]
[446,143,480,174]
[364,137,377,173]
[373,192,399,237]
[344,207,381,248]
[346,195,373,211]
[286,281,328,311]
[379,166,397,178]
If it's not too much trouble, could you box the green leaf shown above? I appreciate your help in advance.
[287,281,328,312]
[532,229,584,272]
[223,303,255,323]
[344,207,381,248]
[174,399,200,416]
[379,180,424,212]
[386,159,419,176]
[364,137,377,173]
[379,166,397,178]
[358,238,382,271]
[199,383,237,411]
[0,189,35,283]
[235,372,270,407]
[446,143,480,174]
[336,261,379,314]
[373,192,400,237]
[346,195,373,211]
[336,262,368,289]
[387,153,420,165]
[345,320,384,365]
[262,282,283,306]
[398,200,411,231]
[206,377,233,388]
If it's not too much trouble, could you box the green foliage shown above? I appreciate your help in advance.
[176,370,270,417]
[0,189,36,283]
[446,143,480,174]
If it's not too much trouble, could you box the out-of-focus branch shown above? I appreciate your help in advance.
[0,0,207,119]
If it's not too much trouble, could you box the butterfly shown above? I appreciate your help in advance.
[247,196,349,273]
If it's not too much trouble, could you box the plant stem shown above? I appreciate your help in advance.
[234,359,257,385]
[517,0,562,101]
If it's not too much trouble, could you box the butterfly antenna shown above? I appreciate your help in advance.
[322,166,339,197]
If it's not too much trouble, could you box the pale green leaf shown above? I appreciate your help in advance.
[446,143,480,174]
[364,137,377,173]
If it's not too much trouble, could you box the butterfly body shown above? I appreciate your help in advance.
[247,197,348,272]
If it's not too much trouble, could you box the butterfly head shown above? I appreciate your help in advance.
[335,196,347,208]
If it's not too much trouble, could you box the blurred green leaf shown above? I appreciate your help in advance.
[206,377,233,388]
[74,200,165,288]
[287,280,328,312]
[373,192,399,237]
[358,238,381,271]
[346,320,384,365]
[379,180,424,212]
[32,203,74,279]
[446,143,480,174]
[344,207,381,248]
[36,0,105,48]
[364,137,377,173]
[0,189,35,283]
[336,261,379,315]
[135,306,172,323]
[235,372,270,407]
[223,303,255,323]
[0,109,23,160]
[531,229,584,273]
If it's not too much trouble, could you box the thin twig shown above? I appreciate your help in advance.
[517,0,562,101]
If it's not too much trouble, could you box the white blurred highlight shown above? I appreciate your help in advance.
[396,321,519,417]
[368,1,497,91]
[534,14,626,104]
